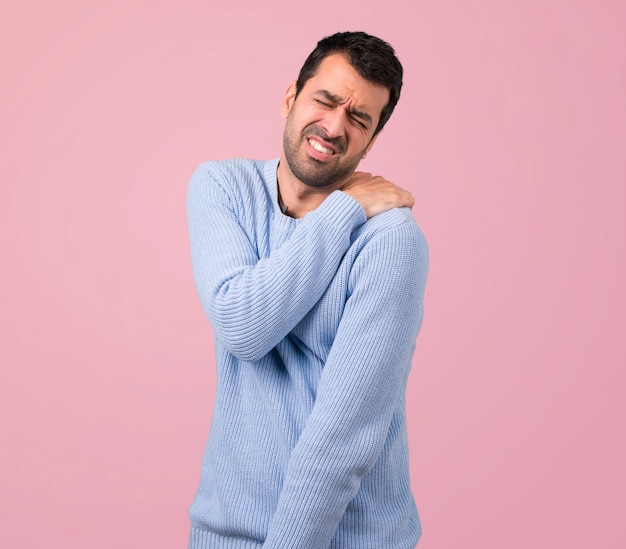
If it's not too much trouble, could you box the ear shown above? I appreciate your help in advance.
[361,130,381,159]
[281,81,297,118]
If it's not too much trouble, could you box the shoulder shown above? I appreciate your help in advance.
[189,158,268,191]
[348,207,429,288]
[188,158,277,206]
[356,207,428,257]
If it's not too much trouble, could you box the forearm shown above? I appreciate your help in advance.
[263,345,416,549]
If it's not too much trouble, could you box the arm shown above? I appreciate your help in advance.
[187,162,366,362]
[262,221,429,548]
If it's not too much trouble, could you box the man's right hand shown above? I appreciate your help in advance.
[340,172,415,219]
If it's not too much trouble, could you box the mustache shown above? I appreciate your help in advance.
[305,125,346,153]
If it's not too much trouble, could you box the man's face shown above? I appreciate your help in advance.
[281,53,390,189]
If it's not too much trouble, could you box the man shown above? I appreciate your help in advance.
[187,31,428,549]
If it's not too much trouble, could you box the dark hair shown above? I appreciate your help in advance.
[295,31,403,136]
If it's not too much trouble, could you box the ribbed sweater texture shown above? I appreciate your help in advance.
[187,158,429,549]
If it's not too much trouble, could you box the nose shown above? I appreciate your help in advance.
[320,108,346,139]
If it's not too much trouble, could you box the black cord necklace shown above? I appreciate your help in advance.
[277,183,289,215]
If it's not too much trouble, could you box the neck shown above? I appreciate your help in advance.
[276,153,339,219]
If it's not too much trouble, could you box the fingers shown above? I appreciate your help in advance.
[340,172,415,219]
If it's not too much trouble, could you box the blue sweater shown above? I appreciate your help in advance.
[187,158,428,549]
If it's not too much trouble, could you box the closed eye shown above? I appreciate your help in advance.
[350,115,367,129]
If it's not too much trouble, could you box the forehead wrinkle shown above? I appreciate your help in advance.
[316,89,373,125]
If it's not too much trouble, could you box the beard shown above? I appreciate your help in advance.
[282,122,365,189]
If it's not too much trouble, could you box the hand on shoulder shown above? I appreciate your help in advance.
[340,172,415,219]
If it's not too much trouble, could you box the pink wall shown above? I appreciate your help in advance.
[2,1,624,547]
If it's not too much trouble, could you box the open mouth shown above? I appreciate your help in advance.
[308,138,335,155]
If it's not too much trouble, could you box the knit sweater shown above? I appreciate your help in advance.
[187,158,428,549]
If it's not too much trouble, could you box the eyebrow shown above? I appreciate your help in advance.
[316,89,373,127]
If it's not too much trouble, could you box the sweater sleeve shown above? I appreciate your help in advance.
[261,221,429,549]
[187,163,367,362]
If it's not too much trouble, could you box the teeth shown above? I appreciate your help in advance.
[309,139,334,155]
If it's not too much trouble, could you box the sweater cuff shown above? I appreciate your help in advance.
[313,190,367,234]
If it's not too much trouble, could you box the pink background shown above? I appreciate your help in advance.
[2,1,625,547]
